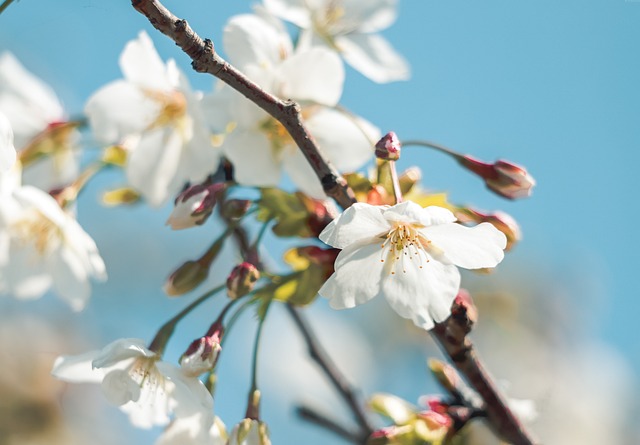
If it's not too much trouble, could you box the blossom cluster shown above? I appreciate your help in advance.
[0,0,538,444]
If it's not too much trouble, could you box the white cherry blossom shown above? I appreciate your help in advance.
[205,12,378,198]
[157,413,226,445]
[0,52,79,190]
[263,0,410,83]
[0,169,106,310]
[318,201,507,330]
[85,31,220,206]
[52,338,214,430]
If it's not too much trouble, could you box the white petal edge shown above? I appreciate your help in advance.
[319,202,389,249]
[335,33,410,83]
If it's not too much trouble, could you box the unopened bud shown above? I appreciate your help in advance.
[456,207,521,251]
[164,260,209,296]
[102,187,140,206]
[226,262,260,299]
[428,359,460,393]
[180,323,223,377]
[375,132,401,161]
[369,393,416,425]
[451,288,477,329]
[166,182,226,230]
[229,418,270,445]
[415,411,453,441]
[459,156,535,199]
[221,199,252,220]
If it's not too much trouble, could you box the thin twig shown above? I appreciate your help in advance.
[131,0,356,210]
[297,405,363,444]
[0,0,16,15]
[286,304,374,439]
[431,300,537,445]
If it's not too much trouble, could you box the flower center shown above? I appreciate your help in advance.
[379,222,431,275]
[12,211,62,255]
[145,90,188,128]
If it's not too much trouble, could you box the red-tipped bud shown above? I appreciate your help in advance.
[164,260,209,296]
[419,396,449,415]
[451,288,478,328]
[221,199,252,220]
[417,410,453,430]
[375,132,402,161]
[180,324,223,377]
[456,207,521,251]
[166,182,226,230]
[226,262,260,299]
[459,156,535,199]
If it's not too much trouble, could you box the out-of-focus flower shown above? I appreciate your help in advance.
[227,262,261,299]
[205,13,378,198]
[264,0,410,83]
[228,418,271,445]
[456,207,521,251]
[52,338,213,429]
[318,201,506,330]
[458,156,535,199]
[0,170,106,310]
[166,182,226,230]
[0,52,79,190]
[85,31,220,206]
[0,111,16,172]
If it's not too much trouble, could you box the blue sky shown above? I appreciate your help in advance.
[1,0,639,442]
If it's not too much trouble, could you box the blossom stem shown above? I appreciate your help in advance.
[401,139,464,161]
[131,0,357,210]
[148,283,226,356]
[285,304,374,439]
[388,161,403,204]
[54,161,109,207]
[296,405,363,444]
[247,301,271,419]
[431,303,537,445]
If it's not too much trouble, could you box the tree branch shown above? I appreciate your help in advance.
[286,304,374,440]
[431,297,537,445]
[131,0,356,210]
[296,405,363,444]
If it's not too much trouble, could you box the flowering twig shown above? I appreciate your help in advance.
[431,298,537,445]
[286,304,374,440]
[131,0,356,210]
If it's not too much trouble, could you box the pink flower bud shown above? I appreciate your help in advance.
[375,132,402,161]
[456,207,521,251]
[180,325,223,377]
[417,410,453,430]
[226,262,260,299]
[459,156,535,199]
[166,182,226,230]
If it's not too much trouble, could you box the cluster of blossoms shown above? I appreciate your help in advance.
[0,0,538,444]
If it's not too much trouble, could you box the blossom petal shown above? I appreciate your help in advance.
[335,33,410,83]
[85,80,160,143]
[102,369,142,406]
[92,338,154,369]
[384,203,456,227]
[281,146,325,198]
[0,111,16,171]
[222,130,281,187]
[47,246,91,312]
[305,107,377,172]
[319,240,385,309]
[342,0,398,33]
[382,258,460,329]
[120,31,172,91]
[262,0,312,28]
[126,127,183,206]
[278,48,344,106]
[51,350,106,383]
[421,222,506,270]
[319,202,388,249]
[224,13,292,71]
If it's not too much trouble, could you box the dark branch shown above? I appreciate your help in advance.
[296,405,364,444]
[131,0,356,210]
[286,304,374,440]
[431,298,537,445]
